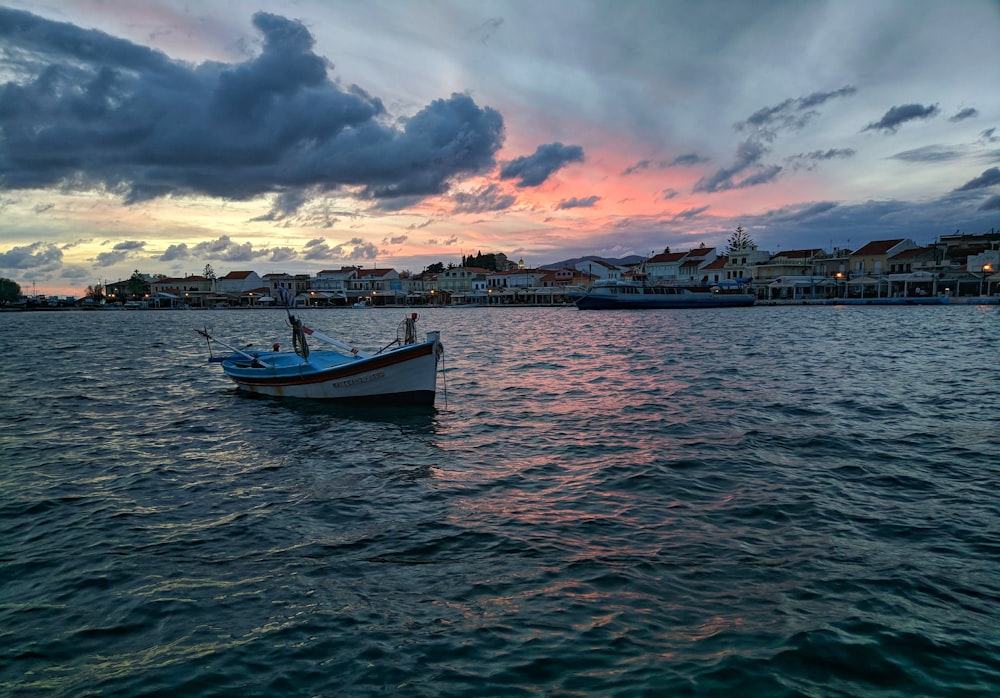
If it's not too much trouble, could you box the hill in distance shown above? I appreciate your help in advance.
[539,255,644,271]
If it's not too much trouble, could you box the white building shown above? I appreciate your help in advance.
[574,259,623,282]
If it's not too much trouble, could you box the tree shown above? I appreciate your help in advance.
[0,277,20,303]
[84,283,104,302]
[461,251,500,270]
[425,262,445,274]
[202,264,217,292]
[725,225,756,255]
[126,270,147,298]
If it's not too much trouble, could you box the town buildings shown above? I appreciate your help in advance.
[93,231,1000,307]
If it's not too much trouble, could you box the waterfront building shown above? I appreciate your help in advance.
[678,246,718,285]
[723,245,771,284]
[437,266,488,304]
[574,259,623,283]
[701,257,727,285]
[217,271,263,295]
[350,267,401,305]
[752,249,826,283]
[150,275,212,307]
[311,267,358,304]
[644,251,687,281]
[262,272,310,301]
[539,268,590,288]
[850,239,918,277]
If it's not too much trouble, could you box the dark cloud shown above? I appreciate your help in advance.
[672,205,709,220]
[159,242,190,262]
[622,159,654,176]
[797,86,859,110]
[891,146,963,163]
[862,103,940,133]
[266,246,298,262]
[697,87,855,193]
[950,107,978,122]
[694,140,774,193]
[303,236,376,260]
[500,142,584,187]
[557,195,600,210]
[980,128,999,144]
[428,235,459,246]
[980,195,1000,211]
[60,265,91,281]
[954,167,1000,191]
[0,241,63,270]
[740,86,857,137]
[670,153,709,167]
[190,235,266,262]
[763,201,840,223]
[333,239,377,260]
[453,184,516,213]
[621,153,705,176]
[384,234,408,245]
[92,240,146,267]
[0,8,505,208]
[786,148,856,171]
[738,165,783,188]
[793,148,856,162]
[302,237,335,259]
[251,190,311,222]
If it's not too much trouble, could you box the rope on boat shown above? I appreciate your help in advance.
[290,315,309,359]
[195,327,271,367]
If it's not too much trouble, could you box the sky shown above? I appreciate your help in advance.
[1,0,999,296]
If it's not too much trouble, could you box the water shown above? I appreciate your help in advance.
[1,305,998,696]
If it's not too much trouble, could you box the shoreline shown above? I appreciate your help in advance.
[4,297,999,311]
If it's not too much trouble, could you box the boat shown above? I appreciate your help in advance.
[352,299,372,308]
[198,309,443,406]
[575,278,756,309]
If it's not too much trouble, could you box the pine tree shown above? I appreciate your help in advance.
[725,225,755,255]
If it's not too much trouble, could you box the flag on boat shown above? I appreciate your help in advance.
[277,286,295,308]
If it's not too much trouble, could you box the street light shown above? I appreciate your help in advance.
[835,271,844,299]
[982,263,993,297]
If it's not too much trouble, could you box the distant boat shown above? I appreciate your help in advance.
[352,299,372,308]
[575,279,756,309]
[198,312,443,406]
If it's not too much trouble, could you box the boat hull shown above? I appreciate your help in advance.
[824,297,949,306]
[576,290,756,309]
[220,339,441,405]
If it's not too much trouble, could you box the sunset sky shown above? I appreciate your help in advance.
[2,0,999,296]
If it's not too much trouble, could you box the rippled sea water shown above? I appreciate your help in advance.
[1,305,998,697]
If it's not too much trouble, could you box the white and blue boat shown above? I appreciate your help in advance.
[199,311,442,406]
[575,278,756,310]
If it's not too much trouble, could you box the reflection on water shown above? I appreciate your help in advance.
[1,306,998,696]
